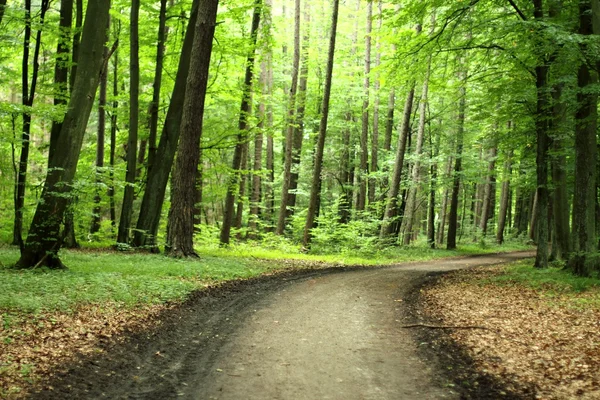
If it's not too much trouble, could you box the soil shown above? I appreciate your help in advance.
[29,251,534,400]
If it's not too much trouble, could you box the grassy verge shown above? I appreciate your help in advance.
[0,239,532,315]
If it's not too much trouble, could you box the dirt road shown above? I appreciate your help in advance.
[32,251,533,400]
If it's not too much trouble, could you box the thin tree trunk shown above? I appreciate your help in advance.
[109,27,119,231]
[551,86,570,259]
[220,0,261,245]
[248,63,266,238]
[276,0,301,235]
[402,54,431,245]
[117,0,140,244]
[496,146,512,244]
[369,0,382,204]
[479,143,497,236]
[148,0,168,172]
[166,0,219,257]
[436,155,453,245]
[358,0,372,211]
[132,0,199,249]
[234,141,249,235]
[447,72,467,250]
[302,0,339,248]
[338,110,353,223]
[15,0,111,268]
[380,86,415,238]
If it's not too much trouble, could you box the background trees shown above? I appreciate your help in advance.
[1,0,599,276]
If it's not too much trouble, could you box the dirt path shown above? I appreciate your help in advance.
[31,251,533,400]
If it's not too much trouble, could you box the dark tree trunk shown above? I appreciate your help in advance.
[15,0,111,269]
[570,0,598,275]
[380,86,415,238]
[479,144,497,236]
[166,0,219,257]
[338,110,353,224]
[496,148,512,244]
[220,0,261,245]
[276,0,301,235]
[234,141,249,235]
[117,0,140,244]
[69,0,83,94]
[447,79,466,250]
[148,0,168,172]
[357,0,372,211]
[132,0,199,249]
[302,0,339,248]
[109,30,119,231]
[13,0,50,249]
[91,33,109,235]
[0,0,7,25]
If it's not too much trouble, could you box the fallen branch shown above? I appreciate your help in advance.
[400,323,491,330]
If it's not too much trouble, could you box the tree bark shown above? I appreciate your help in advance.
[358,0,372,211]
[109,27,119,231]
[276,0,301,235]
[496,146,512,244]
[369,0,382,204]
[570,0,598,275]
[132,0,199,249]
[380,86,415,238]
[166,0,219,256]
[15,0,111,269]
[117,0,140,244]
[479,143,497,236]
[220,0,261,245]
[302,0,339,248]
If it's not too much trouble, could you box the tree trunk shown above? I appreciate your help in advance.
[15,0,111,269]
[436,155,453,245]
[166,0,219,257]
[248,65,265,238]
[109,28,119,231]
[447,74,467,250]
[13,0,50,249]
[380,86,415,239]
[358,0,372,211]
[496,147,512,244]
[338,110,353,224]
[117,0,140,244]
[570,0,598,275]
[302,0,339,248]
[148,0,168,172]
[479,144,497,236]
[0,0,7,26]
[220,0,261,245]
[369,0,382,204]
[287,1,310,216]
[90,33,109,235]
[402,54,431,245]
[234,141,249,235]
[132,0,199,249]
[276,0,301,235]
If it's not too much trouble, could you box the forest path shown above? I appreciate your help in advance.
[31,251,534,400]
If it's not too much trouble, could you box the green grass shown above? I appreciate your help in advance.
[0,239,532,314]
[488,260,600,293]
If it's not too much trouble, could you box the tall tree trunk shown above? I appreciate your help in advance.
[287,1,310,216]
[15,0,111,269]
[570,0,598,275]
[380,86,415,238]
[436,155,453,245]
[447,73,467,250]
[220,0,261,245]
[166,0,219,256]
[369,0,382,204]
[402,54,431,245]
[109,28,119,231]
[276,0,301,235]
[496,146,512,244]
[132,0,199,249]
[13,0,50,249]
[148,0,168,172]
[302,0,339,248]
[479,143,497,236]
[338,110,353,224]
[90,32,109,235]
[357,0,372,211]
[0,0,7,26]
[248,63,266,238]
[117,0,140,244]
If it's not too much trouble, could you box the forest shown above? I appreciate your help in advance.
[0,0,599,275]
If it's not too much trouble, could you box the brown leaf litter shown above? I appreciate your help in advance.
[422,266,600,400]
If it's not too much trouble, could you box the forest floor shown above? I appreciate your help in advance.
[0,250,540,400]
[2,249,598,399]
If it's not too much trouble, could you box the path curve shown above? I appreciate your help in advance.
[31,251,533,400]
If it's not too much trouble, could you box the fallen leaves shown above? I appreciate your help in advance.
[423,266,600,400]
[0,303,171,398]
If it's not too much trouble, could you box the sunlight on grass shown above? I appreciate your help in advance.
[0,238,533,314]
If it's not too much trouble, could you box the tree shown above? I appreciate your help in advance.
[166,0,220,257]
[302,0,340,248]
[117,0,140,245]
[220,0,262,246]
[357,0,372,211]
[15,0,111,269]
